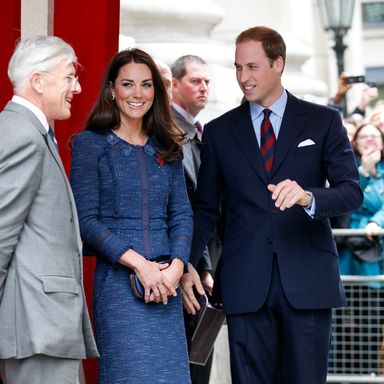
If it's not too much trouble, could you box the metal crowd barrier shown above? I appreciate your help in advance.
[327,228,384,383]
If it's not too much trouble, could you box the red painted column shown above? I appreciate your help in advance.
[54,0,120,174]
[53,1,120,382]
[0,0,21,110]
[1,4,19,381]
[0,4,19,378]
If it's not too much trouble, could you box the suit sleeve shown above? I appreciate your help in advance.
[0,129,43,296]
[198,248,213,271]
[311,109,363,219]
[167,160,194,267]
[70,133,132,264]
[190,127,224,268]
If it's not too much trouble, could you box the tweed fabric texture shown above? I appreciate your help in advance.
[70,130,192,383]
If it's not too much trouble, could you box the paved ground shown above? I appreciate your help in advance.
[210,324,231,384]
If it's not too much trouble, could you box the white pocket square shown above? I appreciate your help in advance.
[298,139,315,148]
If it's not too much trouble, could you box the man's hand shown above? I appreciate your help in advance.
[333,73,352,104]
[268,179,310,211]
[180,264,205,315]
[358,84,379,111]
[200,270,214,296]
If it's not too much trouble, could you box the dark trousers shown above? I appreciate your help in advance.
[184,311,213,384]
[226,256,332,384]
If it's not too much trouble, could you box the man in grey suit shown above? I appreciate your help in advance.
[0,36,98,384]
[171,55,222,384]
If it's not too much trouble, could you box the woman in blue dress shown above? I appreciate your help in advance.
[70,48,192,383]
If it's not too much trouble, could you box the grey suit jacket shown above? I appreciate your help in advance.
[172,107,222,272]
[0,101,98,359]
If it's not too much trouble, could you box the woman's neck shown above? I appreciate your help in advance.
[114,117,148,146]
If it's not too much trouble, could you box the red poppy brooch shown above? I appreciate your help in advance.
[156,152,165,167]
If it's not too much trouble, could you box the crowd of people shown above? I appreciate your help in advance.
[326,73,384,377]
[0,24,383,384]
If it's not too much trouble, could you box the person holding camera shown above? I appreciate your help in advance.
[328,73,379,119]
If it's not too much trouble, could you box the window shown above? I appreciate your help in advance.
[362,1,384,27]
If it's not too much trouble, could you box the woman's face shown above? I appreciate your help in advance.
[355,124,383,154]
[111,62,155,122]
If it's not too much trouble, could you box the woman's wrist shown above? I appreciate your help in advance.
[359,165,371,178]
[119,249,146,272]
[170,258,184,278]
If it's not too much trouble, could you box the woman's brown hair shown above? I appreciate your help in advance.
[82,48,185,162]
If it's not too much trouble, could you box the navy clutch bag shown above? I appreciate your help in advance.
[129,270,180,300]
[130,274,145,299]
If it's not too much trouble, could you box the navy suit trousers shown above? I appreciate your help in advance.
[226,255,332,384]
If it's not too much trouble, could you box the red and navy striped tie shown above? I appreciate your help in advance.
[260,109,276,176]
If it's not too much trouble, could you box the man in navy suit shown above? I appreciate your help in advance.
[189,26,363,383]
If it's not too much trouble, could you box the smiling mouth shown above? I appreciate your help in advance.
[128,102,145,107]
[244,85,256,91]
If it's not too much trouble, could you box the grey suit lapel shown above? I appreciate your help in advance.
[172,107,200,184]
[5,101,82,251]
[5,101,46,136]
[7,102,69,186]
[43,129,83,252]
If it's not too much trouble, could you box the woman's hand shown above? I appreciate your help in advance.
[161,258,184,290]
[365,222,382,241]
[360,147,381,177]
[147,258,184,304]
[118,249,175,304]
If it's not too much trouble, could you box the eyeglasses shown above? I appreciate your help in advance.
[65,75,79,88]
[357,134,382,140]
[42,71,79,89]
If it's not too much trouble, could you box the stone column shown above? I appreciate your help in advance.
[21,0,54,38]
[213,0,329,102]
[120,0,242,122]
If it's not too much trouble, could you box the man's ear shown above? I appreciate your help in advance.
[30,72,44,94]
[171,78,179,93]
[273,56,284,74]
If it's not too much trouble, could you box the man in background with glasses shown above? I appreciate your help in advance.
[0,35,98,384]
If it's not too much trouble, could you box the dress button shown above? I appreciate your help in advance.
[267,238,272,244]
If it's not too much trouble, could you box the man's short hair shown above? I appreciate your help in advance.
[8,35,77,92]
[170,55,207,81]
[236,26,286,66]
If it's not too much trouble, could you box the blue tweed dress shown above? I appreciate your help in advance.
[70,130,192,384]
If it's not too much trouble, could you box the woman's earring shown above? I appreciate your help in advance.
[112,94,116,101]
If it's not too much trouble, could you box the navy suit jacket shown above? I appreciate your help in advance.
[190,92,363,315]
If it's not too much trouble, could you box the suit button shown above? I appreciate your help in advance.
[267,238,272,244]
[272,209,278,214]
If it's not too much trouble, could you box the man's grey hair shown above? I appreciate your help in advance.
[170,55,207,81]
[8,35,77,92]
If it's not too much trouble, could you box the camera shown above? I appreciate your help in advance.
[346,75,365,84]
[366,81,377,88]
